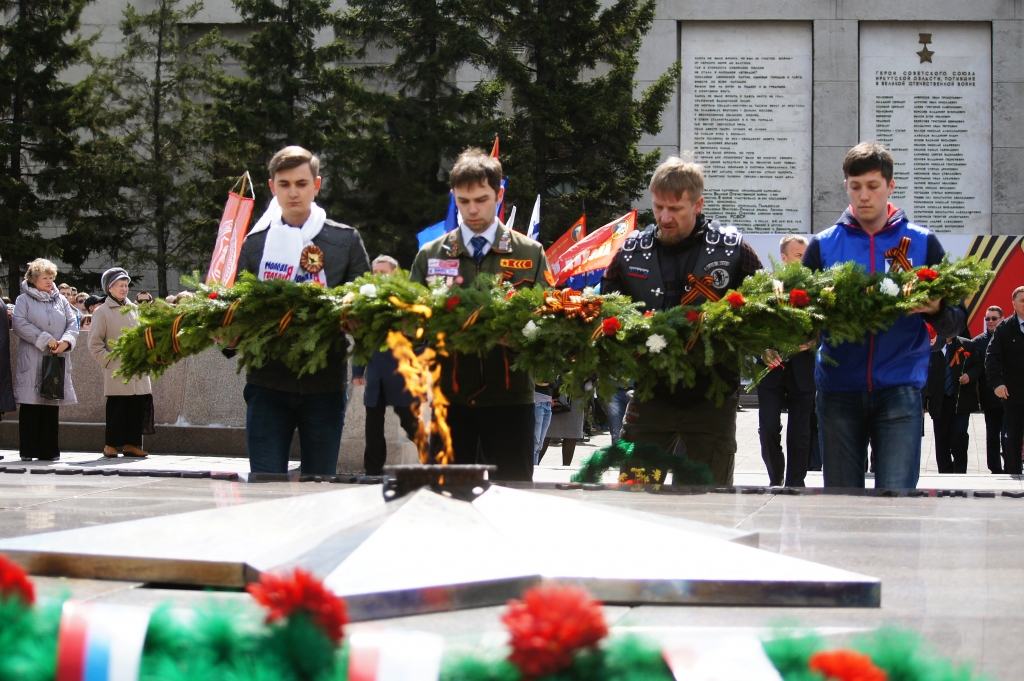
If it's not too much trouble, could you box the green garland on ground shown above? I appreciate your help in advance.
[571,441,713,486]
[109,257,991,402]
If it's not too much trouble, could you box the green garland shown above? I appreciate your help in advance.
[109,257,991,402]
[570,441,713,486]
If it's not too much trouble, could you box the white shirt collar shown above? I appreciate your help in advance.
[460,219,499,257]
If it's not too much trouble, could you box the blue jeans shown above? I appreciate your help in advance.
[243,383,347,475]
[534,401,553,465]
[817,386,923,489]
[604,388,631,444]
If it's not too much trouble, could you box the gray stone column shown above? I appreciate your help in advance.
[993,20,1024,235]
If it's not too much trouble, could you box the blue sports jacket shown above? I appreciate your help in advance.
[803,205,965,392]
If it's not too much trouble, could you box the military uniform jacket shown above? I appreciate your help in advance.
[410,223,552,407]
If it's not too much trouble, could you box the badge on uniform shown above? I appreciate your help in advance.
[499,258,532,269]
[495,230,512,253]
[627,266,649,279]
[426,258,460,277]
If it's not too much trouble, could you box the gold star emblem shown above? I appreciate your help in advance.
[917,33,934,63]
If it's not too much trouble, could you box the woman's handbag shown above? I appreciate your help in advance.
[40,354,65,401]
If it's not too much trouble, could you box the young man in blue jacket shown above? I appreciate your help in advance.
[803,142,965,489]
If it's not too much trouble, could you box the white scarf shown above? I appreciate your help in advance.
[252,197,328,285]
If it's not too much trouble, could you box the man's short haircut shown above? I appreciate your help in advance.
[136,290,152,298]
[779,234,809,255]
[58,282,70,290]
[1013,286,1024,302]
[371,255,399,271]
[843,142,894,182]
[449,147,502,193]
[987,305,1003,317]
[268,146,320,180]
[75,292,88,302]
[649,157,704,200]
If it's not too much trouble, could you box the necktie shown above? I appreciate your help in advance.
[470,235,488,265]
[944,353,956,396]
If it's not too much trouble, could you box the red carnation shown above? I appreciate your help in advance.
[502,585,609,680]
[685,309,700,323]
[643,310,654,318]
[789,289,810,307]
[916,268,939,282]
[602,317,622,336]
[506,289,518,300]
[727,292,745,308]
[0,555,35,605]
[247,568,348,644]
[445,296,461,313]
[207,291,219,300]
[808,650,887,681]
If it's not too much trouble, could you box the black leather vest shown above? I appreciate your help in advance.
[617,220,744,311]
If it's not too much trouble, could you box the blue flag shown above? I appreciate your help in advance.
[416,194,458,248]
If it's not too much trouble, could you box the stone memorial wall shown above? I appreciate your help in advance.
[859,23,991,234]
[679,21,813,234]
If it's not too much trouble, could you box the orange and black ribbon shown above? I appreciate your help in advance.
[222,300,241,327]
[684,312,705,351]
[680,274,720,305]
[170,314,184,354]
[886,236,913,273]
[278,309,294,336]
[949,346,966,367]
[144,326,156,351]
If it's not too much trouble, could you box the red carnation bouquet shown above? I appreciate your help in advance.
[247,568,348,644]
[809,649,888,681]
[502,584,609,680]
[0,555,35,606]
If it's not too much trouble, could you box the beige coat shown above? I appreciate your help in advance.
[87,297,153,397]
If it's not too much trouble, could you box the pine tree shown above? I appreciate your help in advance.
[101,0,223,297]
[212,0,364,213]
[341,0,502,265]
[483,0,678,242]
[0,0,127,294]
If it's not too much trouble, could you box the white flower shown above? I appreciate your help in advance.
[772,279,785,296]
[582,286,596,297]
[879,278,900,297]
[359,283,378,298]
[522,320,540,339]
[646,334,667,354]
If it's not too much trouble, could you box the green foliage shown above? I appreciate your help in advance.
[0,597,60,681]
[0,0,129,293]
[571,440,712,486]
[98,0,225,296]
[482,0,679,244]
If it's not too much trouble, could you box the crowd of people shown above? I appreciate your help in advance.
[0,141,1021,491]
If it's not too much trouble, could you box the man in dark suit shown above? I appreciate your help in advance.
[758,235,816,487]
[352,255,420,475]
[986,287,1024,475]
[925,335,981,473]
[972,306,1006,473]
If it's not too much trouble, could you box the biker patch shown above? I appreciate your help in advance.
[627,266,650,279]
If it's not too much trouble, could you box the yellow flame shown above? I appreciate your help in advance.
[385,331,454,465]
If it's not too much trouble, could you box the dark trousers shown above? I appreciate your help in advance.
[1004,401,1024,475]
[364,393,419,476]
[105,395,147,448]
[983,407,1006,473]
[243,383,347,475]
[757,378,814,487]
[446,402,534,481]
[933,394,970,474]
[18,404,59,460]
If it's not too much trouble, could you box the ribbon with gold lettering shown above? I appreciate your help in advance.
[680,274,720,305]
[885,236,913,273]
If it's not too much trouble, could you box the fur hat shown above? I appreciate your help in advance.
[100,267,131,294]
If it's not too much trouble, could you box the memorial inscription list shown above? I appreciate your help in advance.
[680,23,812,234]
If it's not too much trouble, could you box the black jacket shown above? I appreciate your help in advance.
[972,331,1002,411]
[985,314,1024,406]
[232,218,370,394]
[925,336,981,415]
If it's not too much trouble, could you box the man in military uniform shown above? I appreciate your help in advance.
[601,157,762,484]
[410,148,551,481]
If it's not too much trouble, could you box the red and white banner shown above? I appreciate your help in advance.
[550,211,637,287]
[207,174,255,287]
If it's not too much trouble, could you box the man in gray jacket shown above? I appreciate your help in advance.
[224,146,370,475]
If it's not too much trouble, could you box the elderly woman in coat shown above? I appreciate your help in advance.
[87,268,152,458]
[12,258,80,461]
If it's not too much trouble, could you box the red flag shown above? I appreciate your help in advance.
[550,211,637,287]
[490,136,499,159]
[207,173,255,287]
[545,215,586,264]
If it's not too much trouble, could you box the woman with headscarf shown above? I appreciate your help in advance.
[12,259,79,460]
[87,267,152,458]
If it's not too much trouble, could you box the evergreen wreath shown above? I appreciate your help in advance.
[109,257,991,403]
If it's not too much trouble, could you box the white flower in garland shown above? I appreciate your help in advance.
[359,283,378,298]
[646,334,668,354]
[772,279,785,296]
[522,320,540,339]
[879,278,900,297]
